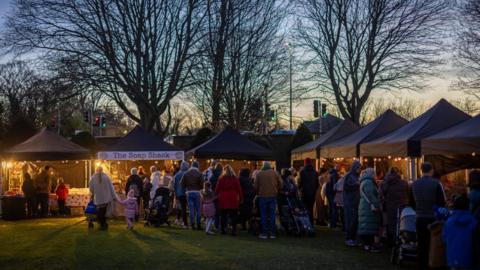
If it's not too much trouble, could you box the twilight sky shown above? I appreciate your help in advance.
[0,0,460,121]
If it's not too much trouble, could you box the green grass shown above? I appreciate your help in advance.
[0,218,403,270]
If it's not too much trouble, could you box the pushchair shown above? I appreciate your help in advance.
[279,195,315,237]
[391,206,417,265]
[145,187,171,227]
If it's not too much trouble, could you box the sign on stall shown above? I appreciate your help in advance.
[97,151,184,161]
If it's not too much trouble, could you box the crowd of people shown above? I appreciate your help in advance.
[21,165,70,218]
[87,159,480,269]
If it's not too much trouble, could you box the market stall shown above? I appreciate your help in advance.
[1,128,92,218]
[291,119,358,169]
[360,99,471,179]
[186,126,274,173]
[421,114,480,196]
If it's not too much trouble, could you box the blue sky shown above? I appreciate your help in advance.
[0,0,459,120]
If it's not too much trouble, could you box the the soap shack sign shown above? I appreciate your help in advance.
[97,151,184,161]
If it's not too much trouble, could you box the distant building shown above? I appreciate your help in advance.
[303,114,343,138]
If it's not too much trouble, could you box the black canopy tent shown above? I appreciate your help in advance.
[321,110,408,158]
[186,127,274,161]
[422,114,480,156]
[97,126,184,161]
[360,99,471,157]
[3,128,90,161]
[1,128,92,189]
[291,119,359,161]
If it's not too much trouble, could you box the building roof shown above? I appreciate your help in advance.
[303,114,343,134]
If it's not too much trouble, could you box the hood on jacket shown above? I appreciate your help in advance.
[180,161,190,172]
[349,160,361,175]
[127,189,136,199]
[360,167,375,182]
[384,171,401,184]
[450,210,477,226]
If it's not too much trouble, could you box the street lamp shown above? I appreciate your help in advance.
[284,42,293,130]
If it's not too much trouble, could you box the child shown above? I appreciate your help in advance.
[202,182,216,235]
[442,194,478,269]
[119,189,139,230]
[55,178,69,216]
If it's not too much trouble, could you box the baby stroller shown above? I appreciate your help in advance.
[145,187,170,227]
[280,196,315,237]
[391,206,417,265]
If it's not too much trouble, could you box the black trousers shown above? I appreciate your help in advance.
[302,196,315,225]
[416,217,435,269]
[96,205,108,230]
[25,196,36,217]
[58,199,66,215]
[36,193,49,217]
[221,209,238,234]
[177,196,188,226]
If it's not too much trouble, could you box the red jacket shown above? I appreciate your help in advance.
[215,176,243,210]
[56,184,69,200]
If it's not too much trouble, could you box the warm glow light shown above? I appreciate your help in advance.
[473,152,476,157]
[95,161,101,167]
[388,156,392,159]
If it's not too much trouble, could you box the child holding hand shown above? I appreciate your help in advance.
[119,189,139,230]
[202,182,216,235]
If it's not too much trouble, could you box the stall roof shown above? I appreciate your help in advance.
[3,128,90,161]
[321,110,408,158]
[186,126,274,160]
[97,126,184,160]
[291,119,359,160]
[422,114,480,155]
[303,114,343,135]
[361,99,471,157]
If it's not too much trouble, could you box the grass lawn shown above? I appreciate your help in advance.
[0,217,404,270]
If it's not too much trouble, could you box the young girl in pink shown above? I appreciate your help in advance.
[119,189,139,230]
[201,182,216,235]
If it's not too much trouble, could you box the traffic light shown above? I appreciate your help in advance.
[321,103,327,117]
[100,116,107,129]
[83,111,90,123]
[313,100,320,117]
[49,116,57,128]
[93,116,100,127]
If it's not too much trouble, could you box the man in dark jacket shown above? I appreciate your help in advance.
[125,167,144,220]
[326,166,339,229]
[181,161,204,230]
[343,160,361,246]
[297,158,319,224]
[380,167,408,242]
[22,172,36,218]
[35,166,51,217]
[411,162,446,269]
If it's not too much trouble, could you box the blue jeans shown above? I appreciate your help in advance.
[187,191,201,227]
[258,197,277,235]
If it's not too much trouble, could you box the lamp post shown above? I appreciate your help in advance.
[285,42,293,130]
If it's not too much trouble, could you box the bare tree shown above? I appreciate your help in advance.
[362,97,428,124]
[2,0,206,134]
[296,0,448,125]
[189,0,289,131]
[455,0,480,100]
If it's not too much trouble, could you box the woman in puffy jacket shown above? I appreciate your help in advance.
[215,165,243,236]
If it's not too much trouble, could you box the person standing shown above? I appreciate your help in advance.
[55,178,69,216]
[89,167,117,230]
[410,162,446,269]
[297,158,319,224]
[202,181,217,235]
[315,168,329,226]
[326,166,339,229]
[149,166,162,206]
[357,168,381,252]
[125,167,143,220]
[238,168,255,231]
[22,172,36,218]
[209,163,223,230]
[35,166,51,217]
[334,173,345,231]
[468,170,480,219]
[181,160,204,230]
[254,161,283,239]
[173,161,189,228]
[343,160,362,246]
[380,167,409,243]
[215,165,243,236]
